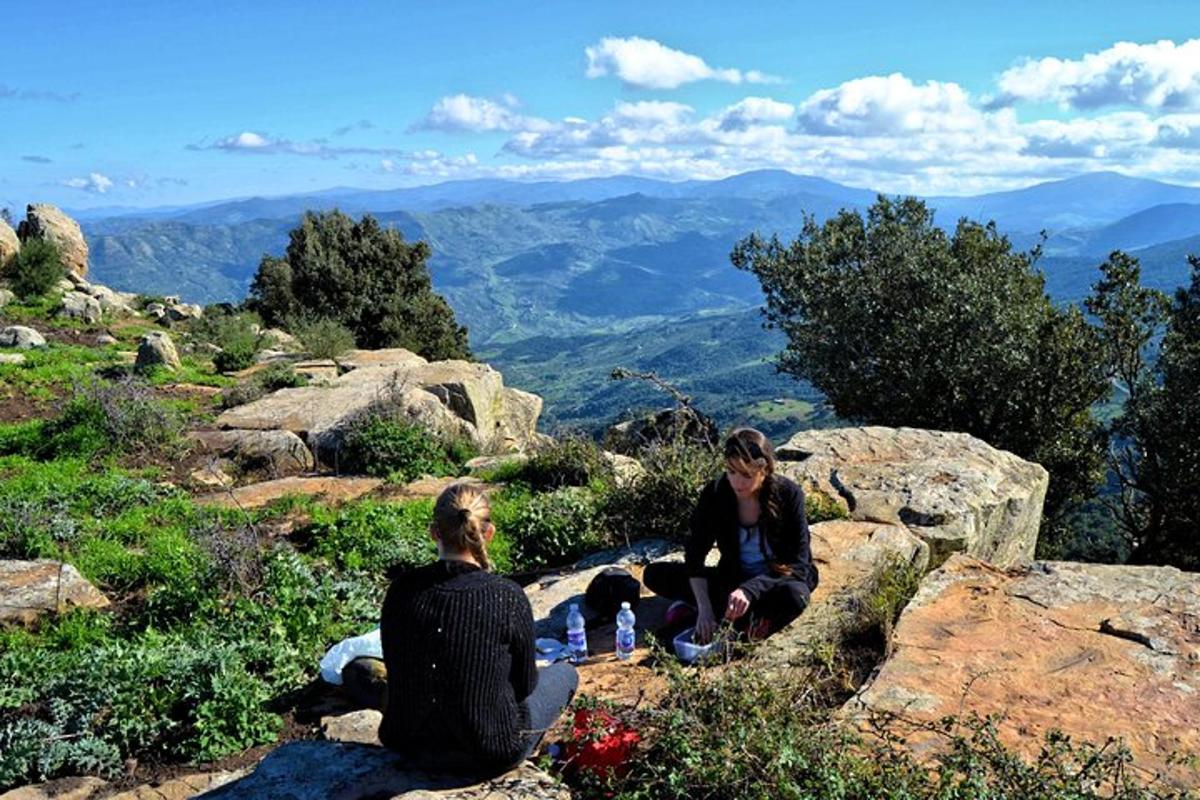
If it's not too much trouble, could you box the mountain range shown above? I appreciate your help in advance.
[75,169,1200,433]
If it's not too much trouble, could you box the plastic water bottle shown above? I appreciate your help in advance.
[566,603,588,664]
[615,602,636,661]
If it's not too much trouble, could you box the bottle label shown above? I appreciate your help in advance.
[568,630,587,650]
[616,628,635,651]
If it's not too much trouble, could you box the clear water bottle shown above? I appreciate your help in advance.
[566,603,588,664]
[615,602,636,661]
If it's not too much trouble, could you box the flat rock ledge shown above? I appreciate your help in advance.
[195,476,383,509]
[0,560,110,626]
[841,555,1200,790]
[777,426,1048,567]
[195,741,568,800]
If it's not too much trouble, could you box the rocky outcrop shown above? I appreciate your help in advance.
[0,353,26,365]
[0,288,15,308]
[603,406,719,455]
[0,560,110,626]
[58,291,102,323]
[777,427,1047,567]
[214,348,543,463]
[17,204,88,278]
[135,331,181,371]
[0,218,19,265]
[753,520,931,673]
[195,741,569,800]
[5,771,245,799]
[842,555,1200,790]
[187,429,315,477]
[0,326,47,349]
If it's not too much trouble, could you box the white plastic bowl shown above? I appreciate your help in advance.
[672,626,721,665]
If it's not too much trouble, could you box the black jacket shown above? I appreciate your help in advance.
[683,473,819,601]
[378,559,537,769]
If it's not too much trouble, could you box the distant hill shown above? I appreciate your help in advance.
[1068,204,1200,257]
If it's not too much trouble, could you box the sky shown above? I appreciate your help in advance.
[3,0,1200,210]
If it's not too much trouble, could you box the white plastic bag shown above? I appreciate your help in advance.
[319,627,383,685]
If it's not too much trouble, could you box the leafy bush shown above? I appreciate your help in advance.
[247,210,470,359]
[187,311,265,373]
[805,489,848,523]
[523,435,616,492]
[3,239,66,300]
[37,379,184,459]
[290,315,357,360]
[602,435,722,542]
[301,499,438,573]
[337,413,474,481]
[509,486,606,569]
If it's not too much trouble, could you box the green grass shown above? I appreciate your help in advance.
[0,344,128,400]
[745,397,815,422]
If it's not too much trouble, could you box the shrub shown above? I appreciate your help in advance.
[337,413,474,481]
[290,315,357,360]
[301,499,438,573]
[523,435,616,492]
[602,435,722,543]
[3,239,66,300]
[38,379,183,459]
[187,311,265,373]
[805,490,849,523]
[509,486,606,569]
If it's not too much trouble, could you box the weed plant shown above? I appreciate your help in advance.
[336,412,476,481]
[522,434,616,492]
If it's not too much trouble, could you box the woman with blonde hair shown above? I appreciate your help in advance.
[378,482,578,771]
[643,427,818,643]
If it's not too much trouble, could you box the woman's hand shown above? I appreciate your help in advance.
[694,607,718,644]
[724,589,750,621]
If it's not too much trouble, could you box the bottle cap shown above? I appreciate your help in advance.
[569,603,578,611]
[620,602,631,609]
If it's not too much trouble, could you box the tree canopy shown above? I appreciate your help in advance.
[248,210,470,361]
[731,196,1110,540]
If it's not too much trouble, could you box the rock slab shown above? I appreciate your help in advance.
[842,555,1200,789]
[135,331,181,371]
[0,326,47,349]
[195,476,383,509]
[0,560,110,626]
[777,426,1048,567]
[195,740,569,799]
[187,429,315,477]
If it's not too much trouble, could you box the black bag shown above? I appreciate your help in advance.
[584,567,642,618]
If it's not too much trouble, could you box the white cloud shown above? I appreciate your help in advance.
[717,97,795,131]
[414,94,552,133]
[1155,114,1200,149]
[62,172,114,194]
[797,73,991,136]
[584,36,781,90]
[992,39,1200,110]
[379,151,478,175]
[1020,113,1159,158]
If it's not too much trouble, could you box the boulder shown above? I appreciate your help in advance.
[86,284,134,314]
[195,741,569,800]
[6,771,246,800]
[498,387,543,451]
[195,476,383,510]
[601,450,645,487]
[136,331,181,371]
[292,359,339,383]
[0,560,110,626]
[260,327,299,350]
[0,353,27,365]
[144,302,167,321]
[17,204,88,277]
[322,709,383,745]
[0,325,47,349]
[95,333,118,346]
[0,288,15,308]
[0,217,19,265]
[186,429,315,477]
[165,303,202,323]
[58,290,102,323]
[337,348,427,371]
[842,555,1200,790]
[777,427,1047,567]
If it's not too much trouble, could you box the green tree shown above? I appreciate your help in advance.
[1099,256,1200,569]
[731,196,1110,544]
[4,239,66,300]
[247,210,470,360]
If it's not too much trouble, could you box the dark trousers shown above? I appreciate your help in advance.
[518,661,579,761]
[643,561,809,635]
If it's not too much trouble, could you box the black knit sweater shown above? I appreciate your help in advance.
[378,559,537,769]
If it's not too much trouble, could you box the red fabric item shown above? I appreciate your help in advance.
[562,707,641,779]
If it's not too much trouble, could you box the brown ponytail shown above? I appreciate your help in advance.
[433,482,493,571]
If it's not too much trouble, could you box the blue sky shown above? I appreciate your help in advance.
[4,0,1200,210]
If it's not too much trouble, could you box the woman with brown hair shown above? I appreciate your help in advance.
[643,427,818,643]
[378,482,578,771]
